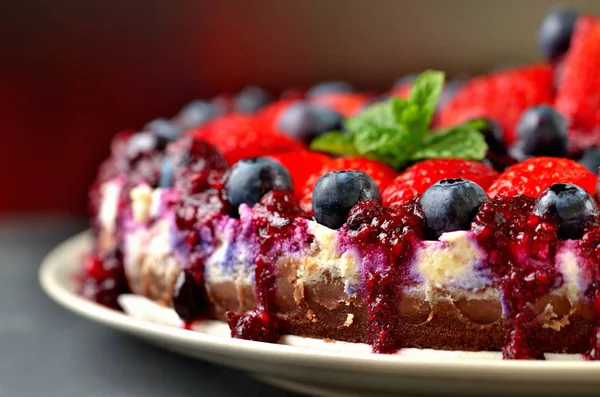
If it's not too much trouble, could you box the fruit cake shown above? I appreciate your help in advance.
[82,6,600,359]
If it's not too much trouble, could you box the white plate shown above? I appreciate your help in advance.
[40,232,600,397]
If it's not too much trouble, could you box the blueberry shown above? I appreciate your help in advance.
[476,118,506,155]
[234,86,272,114]
[306,81,355,98]
[312,171,381,229]
[393,74,418,88]
[579,147,600,174]
[538,6,579,61]
[225,157,293,216]
[512,105,568,158]
[126,132,163,160]
[277,103,344,142]
[158,156,175,188]
[175,100,218,129]
[533,183,599,239]
[420,179,488,239]
[144,118,183,141]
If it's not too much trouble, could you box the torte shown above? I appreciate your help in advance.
[81,7,600,359]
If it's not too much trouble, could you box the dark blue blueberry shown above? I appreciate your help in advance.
[126,132,163,160]
[277,102,344,142]
[225,157,293,216]
[420,179,488,239]
[533,183,599,239]
[579,147,600,174]
[393,74,418,88]
[476,118,506,155]
[538,6,579,61]
[144,118,183,142]
[437,79,463,109]
[312,171,381,229]
[175,100,218,129]
[158,156,175,188]
[234,86,272,114]
[512,105,568,158]
[306,81,355,98]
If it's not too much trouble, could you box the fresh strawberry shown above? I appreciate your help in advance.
[382,159,499,207]
[269,151,331,199]
[487,157,596,198]
[190,114,305,165]
[437,64,554,146]
[299,157,397,213]
[555,16,600,132]
[310,93,370,116]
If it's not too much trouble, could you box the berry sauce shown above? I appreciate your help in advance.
[226,190,312,342]
[472,195,562,359]
[338,197,424,353]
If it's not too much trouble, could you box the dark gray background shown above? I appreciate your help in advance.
[0,216,299,397]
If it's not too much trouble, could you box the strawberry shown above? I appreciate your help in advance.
[389,83,412,99]
[299,157,397,213]
[437,64,554,146]
[310,93,370,116]
[382,159,499,207]
[190,114,305,165]
[555,16,600,132]
[487,157,596,198]
[269,151,331,199]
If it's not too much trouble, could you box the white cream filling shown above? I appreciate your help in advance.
[98,179,123,232]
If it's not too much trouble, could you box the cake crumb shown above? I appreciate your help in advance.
[343,313,354,327]
[324,338,337,343]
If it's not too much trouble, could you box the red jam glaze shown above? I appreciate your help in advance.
[227,190,312,343]
[80,249,130,310]
[339,197,425,353]
[473,195,563,359]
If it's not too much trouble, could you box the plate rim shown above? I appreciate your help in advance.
[39,231,600,384]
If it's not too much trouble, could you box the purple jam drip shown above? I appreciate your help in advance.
[227,190,312,343]
[339,198,424,353]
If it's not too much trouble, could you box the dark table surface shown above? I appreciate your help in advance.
[0,215,301,397]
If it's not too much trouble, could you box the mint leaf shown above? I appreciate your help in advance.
[410,124,488,161]
[406,70,445,132]
[310,131,359,156]
[345,98,402,133]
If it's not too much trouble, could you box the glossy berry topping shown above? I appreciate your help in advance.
[234,86,273,114]
[312,171,381,229]
[175,100,219,129]
[579,146,600,174]
[225,157,293,216]
[144,118,184,142]
[172,270,209,322]
[306,81,355,97]
[511,105,568,158]
[537,6,579,61]
[277,103,344,142]
[419,178,488,239]
[382,159,498,207]
[488,157,597,198]
[533,183,599,240]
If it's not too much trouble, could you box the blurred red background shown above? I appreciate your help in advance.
[2,0,598,214]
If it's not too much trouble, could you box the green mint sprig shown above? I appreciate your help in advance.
[310,70,488,169]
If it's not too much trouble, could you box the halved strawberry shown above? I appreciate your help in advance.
[299,157,397,213]
[256,99,300,129]
[437,64,554,146]
[269,151,331,199]
[190,114,305,165]
[555,16,600,132]
[487,157,596,198]
[382,159,499,207]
